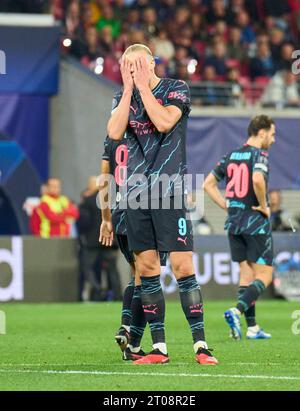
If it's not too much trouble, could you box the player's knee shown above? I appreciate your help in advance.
[240,271,254,285]
[171,259,194,278]
[137,258,160,276]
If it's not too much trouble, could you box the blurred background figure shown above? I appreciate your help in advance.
[77,176,122,302]
[26,183,48,235]
[269,190,298,232]
[194,217,213,235]
[30,177,79,238]
[262,70,300,108]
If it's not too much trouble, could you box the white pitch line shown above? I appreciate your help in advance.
[0,369,300,382]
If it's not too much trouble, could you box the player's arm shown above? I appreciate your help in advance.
[203,173,227,211]
[252,172,270,218]
[139,88,182,133]
[252,152,270,218]
[134,57,183,133]
[140,89,182,133]
[99,159,114,246]
[107,59,133,140]
[204,155,227,211]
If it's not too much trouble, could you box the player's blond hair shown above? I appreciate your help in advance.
[123,44,153,59]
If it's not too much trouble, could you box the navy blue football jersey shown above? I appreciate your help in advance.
[112,78,191,199]
[212,144,271,235]
[102,136,128,235]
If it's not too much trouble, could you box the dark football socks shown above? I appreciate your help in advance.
[238,286,256,327]
[140,275,166,346]
[121,278,134,327]
[129,285,147,348]
[177,274,205,343]
[237,279,266,314]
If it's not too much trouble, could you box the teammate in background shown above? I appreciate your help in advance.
[99,136,147,361]
[204,115,275,340]
[99,136,167,360]
[107,44,218,365]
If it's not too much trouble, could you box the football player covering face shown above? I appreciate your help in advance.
[106,44,218,366]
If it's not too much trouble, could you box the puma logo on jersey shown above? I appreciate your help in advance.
[177,236,188,246]
[130,105,138,115]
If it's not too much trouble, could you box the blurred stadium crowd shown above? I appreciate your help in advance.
[2,0,300,107]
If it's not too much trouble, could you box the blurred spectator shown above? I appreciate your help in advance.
[70,26,101,61]
[191,13,207,43]
[81,2,94,31]
[112,0,128,21]
[264,16,277,33]
[142,7,158,36]
[202,65,218,82]
[270,28,286,64]
[262,70,300,108]
[77,176,122,302]
[128,28,146,44]
[227,25,247,60]
[289,0,300,38]
[214,19,228,38]
[187,191,213,235]
[168,46,190,77]
[187,0,204,15]
[51,0,64,20]
[123,7,142,31]
[194,217,213,235]
[264,0,291,19]
[225,67,243,105]
[269,190,294,232]
[89,0,104,25]
[206,0,231,24]
[98,26,115,56]
[26,184,48,235]
[153,29,175,61]
[200,65,220,105]
[31,178,79,238]
[174,62,191,81]
[228,0,246,23]
[64,1,82,41]
[277,42,295,71]
[174,27,198,59]
[155,60,168,77]
[236,10,256,44]
[203,42,228,76]
[156,0,177,23]
[249,38,276,79]
[96,3,120,39]
[166,6,191,38]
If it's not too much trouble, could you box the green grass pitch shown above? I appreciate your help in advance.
[0,300,300,391]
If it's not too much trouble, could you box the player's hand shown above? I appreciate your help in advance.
[99,220,114,247]
[120,57,134,92]
[252,205,271,219]
[222,199,228,212]
[133,56,151,92]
